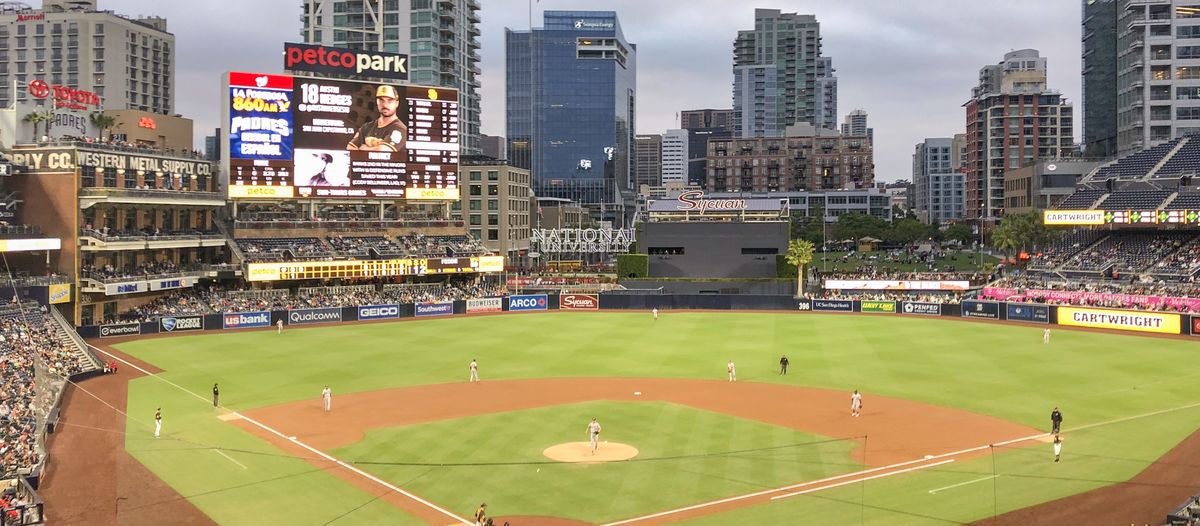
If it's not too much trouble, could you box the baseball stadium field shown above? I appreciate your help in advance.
[46,311,1200,525]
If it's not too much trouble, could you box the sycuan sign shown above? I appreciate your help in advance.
[676,190,747,212]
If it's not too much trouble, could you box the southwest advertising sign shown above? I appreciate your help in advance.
[508,294,549,312]
[99,322,140,338]
[284,42,408,81]
[1057,307,1181,335]
[560,294,599,310]
[812,299,854,312]
[466,297,503,313]
[415,302,454,317]
[160,316,203,332]
[961,300,1000,320]
[226,71,458,200]
[1006,303,1049,324]
[859,300,897,313]
[288,308,343,325]
[901,301,941,316]
[223,311,271,329]
[357,304,400,320]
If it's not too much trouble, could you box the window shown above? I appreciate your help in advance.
[1179,45,1200,59]
[1178,66,1200,79]
[487,170,499,181]
[469,184,481,196]
[488,185,499,196]
[468,200,481,211]
[469,215,481,226]
[469,170,481,181]
[487,229,498,241]
[1178,25,1200,38]
[1177,106,1200,120]
[487,214,499,226]
[487,199,499,210]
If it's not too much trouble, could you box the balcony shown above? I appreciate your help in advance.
[78,264,240,295]
[78,187,225,209]
[79,229,227,252]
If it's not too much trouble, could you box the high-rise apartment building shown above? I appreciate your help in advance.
[481,133,505,160]
[634,134,662,188]
[1082,0,1119,159]
[451,158,531,265]
[301,0,482,155]
[1113,0,1200,155]
[841,109,873,146]
[964,49,1074,220]
[912,138,965,225]
[680,109,733,130]
[732,9,834,138]
[0,0,174,113]
[661,129,688,184]
[506,11,636,224]
[705,125,873,193]
[814,57,838,131]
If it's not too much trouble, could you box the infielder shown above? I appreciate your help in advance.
[727,360,736,382]
[474,503,487,526]
[1043,328,1050,344]
[652,307,658,321]
[277,319,284,334]
[322,385,332,412]
[154,407,162,438]
[851,390,862,417]
[587,417,602,454]
[469,359,480,382]
[1053,434,1062,462]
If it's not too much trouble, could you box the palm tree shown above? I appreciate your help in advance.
[785,238,815,297]
[22,109,53,141]
[89,112,117,141]
[990,225,1020,262]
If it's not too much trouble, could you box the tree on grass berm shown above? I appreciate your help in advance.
[785,239,815,297]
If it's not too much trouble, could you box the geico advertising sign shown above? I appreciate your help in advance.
[160,316,203,332]
[223,311,271,329]
[1057,307,1181,334]
[1043,210,1105,226]
[466,297,502,313]
[99,322,140,338]
[288,308,342,325]
[560,294,599,310]
[508,294,548,312]
[357,305,400,320]
[284,42,408,81]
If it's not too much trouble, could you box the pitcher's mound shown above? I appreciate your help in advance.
[543,441,638,463]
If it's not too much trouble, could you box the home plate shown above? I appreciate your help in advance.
[633,391,642,396]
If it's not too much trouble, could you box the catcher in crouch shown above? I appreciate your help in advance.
[347,85,407,153]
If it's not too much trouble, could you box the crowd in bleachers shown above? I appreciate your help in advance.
[819,269,988,283]
[81,226,220,240]
[106,280,508,324]
[985,277,1200,313]
[80,261,207,282]
[0,304,93,477]
[1030,232,1200,276]
[813,291,964,304]
[237,234,488,262]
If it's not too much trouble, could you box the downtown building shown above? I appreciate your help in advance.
[963,49,1074,221]
[301,0,483,154]
[681,108,734,186]
[506,11,636,225]
[1082,0,1120,159]
[733,9,837,138]
[841,109,873,147]
[0,0,174,114]
[912,137,965,225]
[704,124,872,193]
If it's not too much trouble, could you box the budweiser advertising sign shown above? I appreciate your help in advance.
[676,190,747,211]
[28,80,101,110]
[559,294,599,310]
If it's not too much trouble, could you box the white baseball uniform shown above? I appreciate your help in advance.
[851,392,862,416]
[154,411,162,437]
[277,320,284,334]
[469,360,479,382]
[652,308,658,320]
[727,361,736,382]
[1043,328,1050,344]
[322,387,332,412]
[1053,439,1062,461]
[587,420,602,452]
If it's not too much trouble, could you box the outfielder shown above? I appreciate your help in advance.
[277,319,284,334]
[587,417,602,454]
[154,407,162,438]
[1043,328,1050,344]
[851,390,862,417]
[652,307,658,321]
[322,385,332,412]
[727,360,736,382]
[469,359,480,382]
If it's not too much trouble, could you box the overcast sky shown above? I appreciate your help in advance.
[103,0,1081,183]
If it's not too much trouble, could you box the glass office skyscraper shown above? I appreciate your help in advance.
[506,11,637,224]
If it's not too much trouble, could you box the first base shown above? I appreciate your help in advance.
[634,391,642,396]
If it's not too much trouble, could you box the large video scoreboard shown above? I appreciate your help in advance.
[224,71,459,200]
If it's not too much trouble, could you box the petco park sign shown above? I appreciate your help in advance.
[532,228,635,254]
[284,42,408,81]
[676,191,747,212]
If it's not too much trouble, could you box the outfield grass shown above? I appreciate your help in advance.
[114,312,1200,524]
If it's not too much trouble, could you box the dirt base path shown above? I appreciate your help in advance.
[38,362,215,526]
[234,378,1041,525]
[970,424,1200,526]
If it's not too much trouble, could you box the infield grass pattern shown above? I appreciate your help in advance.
[115,312,1200,525]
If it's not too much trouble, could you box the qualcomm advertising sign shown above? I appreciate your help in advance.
[223,311,271,329]
[160,316,203,332]
[288,308,342,325]
[508,294,548,312]
[901,301,941,316]
[1006,303,1049,324]
[357,305,400,320]
[415,302,454,317]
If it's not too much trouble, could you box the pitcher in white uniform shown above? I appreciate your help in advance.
[587,417,602,454]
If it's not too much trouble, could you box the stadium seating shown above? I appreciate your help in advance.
[1166,192,1200,210]
[236,237,330,261]
[1153,137,1200,178]
[1027,230,1107,271]
[1152,237,1200,278]
[1061,232,1195,274]
[1056,189,1107,210]
[1097,190,1173,211]
[1088,138,1182,181]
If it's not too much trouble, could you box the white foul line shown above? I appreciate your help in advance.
[87,343,473,526]
[928,474,996,494]
[772,459,956,500]
[214,449,248,470]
